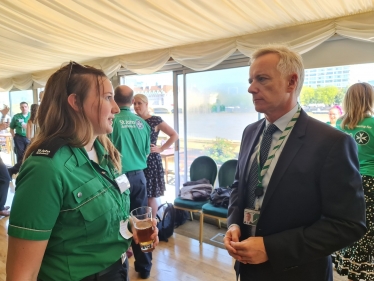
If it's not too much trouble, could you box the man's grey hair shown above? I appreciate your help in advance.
[250,45,305,96]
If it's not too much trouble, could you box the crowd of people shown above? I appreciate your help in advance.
[0,44,373,281]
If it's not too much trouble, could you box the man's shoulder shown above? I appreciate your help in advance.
[12,112,22,119]
[243,119,264,133]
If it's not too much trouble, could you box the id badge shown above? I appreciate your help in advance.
[120,219,133,239]
[243,208,260,226]
[115,174,130,193]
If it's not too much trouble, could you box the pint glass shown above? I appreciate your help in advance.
[130,206,154,252]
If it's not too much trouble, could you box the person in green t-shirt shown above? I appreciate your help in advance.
[335,82,374,281]
[110,85,153,279]
[6,62,159,281]
[8,101,30,176]
[326,105,343,127]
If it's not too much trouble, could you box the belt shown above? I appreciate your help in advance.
[81,259,122,280]
[125,169,143,176]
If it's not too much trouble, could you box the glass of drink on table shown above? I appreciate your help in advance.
[130,206,154,252]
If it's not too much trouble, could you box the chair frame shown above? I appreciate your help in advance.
[199,159,238,244]
[174,155,218,244]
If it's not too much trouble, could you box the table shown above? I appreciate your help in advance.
[0,132,12,154]
[160,148,175,184]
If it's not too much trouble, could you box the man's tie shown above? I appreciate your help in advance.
[247,123,278,208]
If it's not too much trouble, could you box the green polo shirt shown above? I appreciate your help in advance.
[110,106,151,174]
[8,138,131,281]
[10,112,30,136]
[337,117,374,177]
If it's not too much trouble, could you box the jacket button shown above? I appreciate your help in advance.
[77,192,82,198]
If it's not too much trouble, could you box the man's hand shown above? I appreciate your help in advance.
[230,236,268,264]
[131,218,159,251]
[224,225,241,260]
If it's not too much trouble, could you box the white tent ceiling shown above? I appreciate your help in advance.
[1,0,374,91]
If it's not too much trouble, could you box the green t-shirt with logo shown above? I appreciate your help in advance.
[110,106,151,174]
[337,117,374,177]
[10,112,30,137]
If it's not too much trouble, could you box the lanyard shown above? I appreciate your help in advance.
[78,148,128,220]
[254,105,301,202]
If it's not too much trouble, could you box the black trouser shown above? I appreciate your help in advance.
[0,157,10,210]
[81,258,129,281]
[126,170,152,274]
[38,258,129,281]
[11,134,30,174]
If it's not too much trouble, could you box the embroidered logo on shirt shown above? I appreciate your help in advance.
[119,119,144,129]
[355,131,370,145]
[136,120,144,129]
[35,149,51,155]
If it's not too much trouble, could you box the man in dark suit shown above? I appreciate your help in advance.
[224,45,366,281]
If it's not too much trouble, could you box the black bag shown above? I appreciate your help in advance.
[209,187,233,208]
[174,209,189,228]
[156,202,175,242]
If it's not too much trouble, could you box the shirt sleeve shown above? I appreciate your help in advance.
[156,116,163,125]
[9,115,16,129]
[8,156,63,240]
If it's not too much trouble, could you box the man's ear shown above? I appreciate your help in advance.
[67,94,79,112]
[288,74,298,91]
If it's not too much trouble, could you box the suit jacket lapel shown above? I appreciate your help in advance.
[260,110,308,211]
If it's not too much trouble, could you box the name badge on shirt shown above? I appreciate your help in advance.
[18,119,23,123]
[115,174,130,194]
[243,208,260,226]
[120,219,133,239]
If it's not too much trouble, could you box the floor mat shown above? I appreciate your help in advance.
[173,218,227,249]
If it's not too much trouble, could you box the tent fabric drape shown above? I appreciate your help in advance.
[0,4,374,91]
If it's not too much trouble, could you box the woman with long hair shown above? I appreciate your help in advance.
[6,62,158,281]
[335,82,374,281]
[26,103,39,141]
[133,94,178,218]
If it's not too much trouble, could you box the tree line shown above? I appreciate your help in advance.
[300,86,347,106]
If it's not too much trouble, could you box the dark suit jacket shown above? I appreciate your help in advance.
[227,110,366,281]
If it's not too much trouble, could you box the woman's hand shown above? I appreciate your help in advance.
[0,122,9,130]
[150,144,163,153]
[131,218,159,251]
[0,105,9,117]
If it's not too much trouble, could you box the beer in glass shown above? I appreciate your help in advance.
[130,206,154,252]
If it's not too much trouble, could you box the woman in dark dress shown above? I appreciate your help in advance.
[133,94,178,218]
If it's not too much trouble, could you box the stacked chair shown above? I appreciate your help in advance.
[174,156,217,243]
[200,159,238,244]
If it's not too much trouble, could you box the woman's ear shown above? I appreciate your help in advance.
[67,94,79,112]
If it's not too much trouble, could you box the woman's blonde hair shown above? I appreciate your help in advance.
[134,94,153,114]
[25,63,121,171]
[340,82,374,130]
[134,94,148,104]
